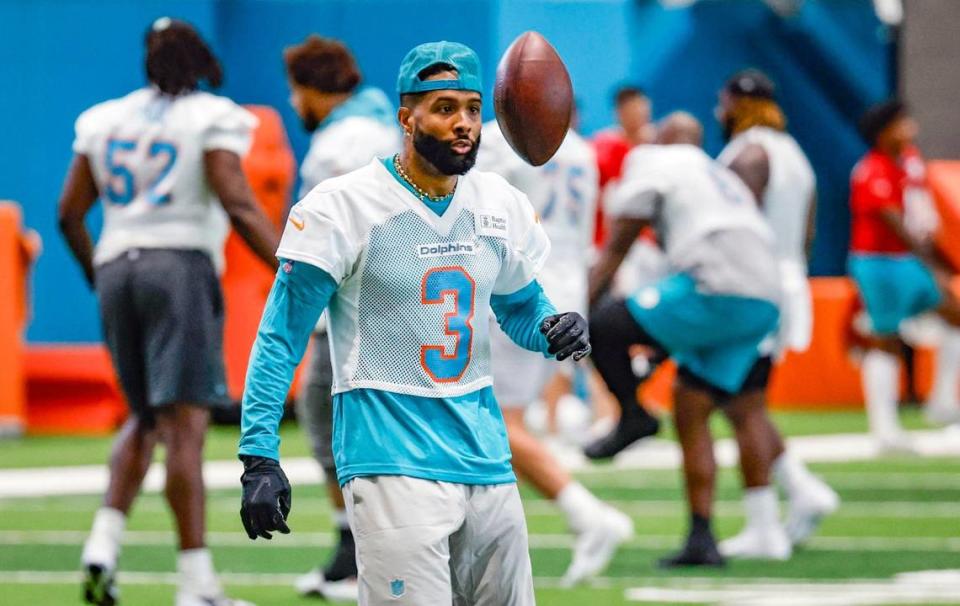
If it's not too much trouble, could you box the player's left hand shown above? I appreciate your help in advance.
[240,455,292,540]
[540,312,592,362]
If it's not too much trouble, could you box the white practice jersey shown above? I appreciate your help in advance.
[74,87,256,270]
[612,145,779,302]
[476,121,598,314]
[278,160,550,398]
[300,116,401,196]
[612,145,772,262]
[719,127,816,352]
[718,126,815,267]
[297,88,400,332]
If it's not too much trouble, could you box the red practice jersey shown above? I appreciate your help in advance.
[591,128,633,245]
[849,146,925,254]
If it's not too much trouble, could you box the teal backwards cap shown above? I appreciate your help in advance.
[396,41,482,96]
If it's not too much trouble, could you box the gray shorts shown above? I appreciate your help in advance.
[95,248,228,419]
[295,333,336,476]
[343,476,534,606]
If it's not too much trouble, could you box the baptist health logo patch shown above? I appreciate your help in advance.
[416,240,476,259]
[390,578,405,598]
[475,208,508,238]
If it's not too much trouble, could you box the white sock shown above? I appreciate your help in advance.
[862,349,902,439]
[929,328,960,409]
[333,508,350,530]
[178,548,221,597]
[743,486,780,531]
[81,507,126,569]
[772,452,815,500]
[555,482,600,531]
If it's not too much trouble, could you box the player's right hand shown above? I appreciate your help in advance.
[239,455,292,540]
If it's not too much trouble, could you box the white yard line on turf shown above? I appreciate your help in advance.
[1,429,958,499]
[625,571,960,605]
[574,472,960,490]
[1,530,958,552]
[4,569,960,603]
[523,499,960,518]
[4,498,960,520]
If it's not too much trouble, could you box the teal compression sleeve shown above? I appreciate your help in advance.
[490,280,558,356]
[238,260,337,461]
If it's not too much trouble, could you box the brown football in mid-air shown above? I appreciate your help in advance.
[493,31,573,167]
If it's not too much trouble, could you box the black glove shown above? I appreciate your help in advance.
[540,312,591,362]
[240,455,292,540]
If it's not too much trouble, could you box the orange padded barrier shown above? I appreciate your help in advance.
[929,160,960,271]
[0,202,39,435]
[222,105,297,400]
[24,345,126,435]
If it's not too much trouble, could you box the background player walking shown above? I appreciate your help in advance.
[57,18,280,606]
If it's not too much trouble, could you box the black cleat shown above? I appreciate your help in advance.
[584,415,660,460]
[323,527,358,582]
[658,532,726,568]
[83,563,119,606]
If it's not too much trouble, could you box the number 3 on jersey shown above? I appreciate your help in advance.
[420,267,475,383]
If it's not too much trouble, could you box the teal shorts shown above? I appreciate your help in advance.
[848,254,942,336]
[625,273,779,393]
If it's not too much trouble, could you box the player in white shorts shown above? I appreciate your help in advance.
[477,121,634,585]
[282,35,401,602]
[717,70,839,556]
[57,18,279,606]
[237,41,591,605]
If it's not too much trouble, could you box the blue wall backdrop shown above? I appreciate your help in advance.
[0,0,891,343]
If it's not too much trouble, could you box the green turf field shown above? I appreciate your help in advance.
[1,411,958,605]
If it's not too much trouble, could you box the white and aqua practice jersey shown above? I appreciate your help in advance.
[718,126,815,267]
[281,159,549,396]
[476,121,597,314]
[611,144,780,303]
[73,87,257,270]
[298,86,401,196]
[240,158,556,486]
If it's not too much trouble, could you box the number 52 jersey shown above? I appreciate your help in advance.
[278,159,550,400]
[73,87,257,271]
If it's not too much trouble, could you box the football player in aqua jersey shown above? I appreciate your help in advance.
[58,18,278,606]
[238,41,589,605]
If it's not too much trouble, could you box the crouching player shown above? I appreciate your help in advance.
[589,113,790,566]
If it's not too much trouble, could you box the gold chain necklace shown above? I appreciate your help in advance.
[393,154,456,202]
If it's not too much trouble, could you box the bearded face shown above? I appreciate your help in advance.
[412,128,480,176]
